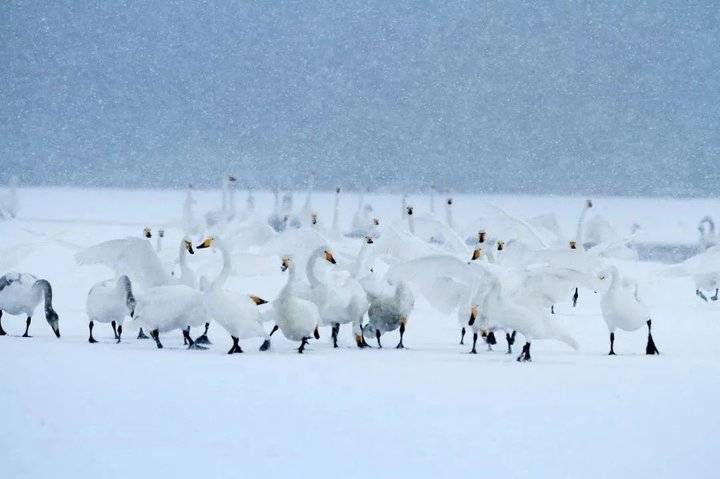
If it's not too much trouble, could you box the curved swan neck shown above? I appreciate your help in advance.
[33,279,54,316]
[211,238,232,290]
[117,275,134,307]
[178,241,191,277]
[306,248,325,287]
[575,204,590,248]
[353,242,373,278]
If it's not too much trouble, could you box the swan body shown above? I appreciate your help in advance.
[363,281,414,348]
[0,272,60,337]
[86,275,135,343]
[273,257,320,352]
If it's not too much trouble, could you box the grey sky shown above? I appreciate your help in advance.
[1,1,719,195]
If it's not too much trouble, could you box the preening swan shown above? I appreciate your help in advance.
[86,275,135,343]
[0,272,60,338]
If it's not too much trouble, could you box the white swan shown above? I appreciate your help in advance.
[131,284,208,349]
[195,236,272,353]
[272,256,321,353]
[205,175,237,227]
[332,187,341,234]
[574,199,593,249]
[598,266,659,355]
[181,184,201,236]
[0,272,60,337]
[86,275,135,343]
[305,246,369,348]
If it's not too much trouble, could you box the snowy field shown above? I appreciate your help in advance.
[2,187,720,478]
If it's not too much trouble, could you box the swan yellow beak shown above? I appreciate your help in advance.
[249,295,268,306]
[281,257,290,272]
[471,248,482,261]
[324,250,336,264]
[196,237,214,249]
[468,306,478,326]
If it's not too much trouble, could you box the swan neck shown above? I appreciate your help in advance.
[211,238,231,289]
[332,190,340,232]
[575,205,589,248]
[306,249,324,286]
[33,279,54,316]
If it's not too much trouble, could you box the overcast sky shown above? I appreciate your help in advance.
[2,1,719,195]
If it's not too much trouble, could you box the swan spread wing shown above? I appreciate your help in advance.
[76,238,168,288]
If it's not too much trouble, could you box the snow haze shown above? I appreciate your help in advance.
[2,2,719,193]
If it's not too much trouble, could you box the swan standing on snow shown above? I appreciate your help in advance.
[273,256,321,353]
[598,266,659,355]
[131,284,208,350]
[86,275,135,343]
[0,273,60,338]
[196,236,273,353]
[306,246,369,349]
[363,280,414,348]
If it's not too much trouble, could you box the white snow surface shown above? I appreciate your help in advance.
[2,187,719,478]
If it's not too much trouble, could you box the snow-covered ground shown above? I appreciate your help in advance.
[2,187,719,478]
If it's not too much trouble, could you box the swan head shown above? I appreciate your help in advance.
[158,229,165,238]
[496,240,505,251]
[406,206,414,216]
[324,249,337,264]
[568,240,577,250]
[468,305,478,325]
[373,217,380,226]
[447,198,453,206]
[143,227,152,238]
[471,248,483,261]
[364,236,374,245]
[196,237,215,249]
[336,187,341,194]
[478,231,486,243]
[183,239,195,254]
[281,256,292,272]
[249,295,268,306]
[311,213,318,225]
[45,309,60,338]
[585,199,593,209]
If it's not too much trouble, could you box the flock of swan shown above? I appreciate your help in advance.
[9,174,720,361]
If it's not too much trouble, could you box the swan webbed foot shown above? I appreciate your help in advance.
[228,336,243,354]
[298,337,309,354]
[516,342,532,362]
[696,289,709,302]
[137,328,149,339]
[194,334,211,345]
[150,329,163,349]
[645,320,659,355]
[395,322,406,349]
[259,339,271,351]
[712,288,719,301]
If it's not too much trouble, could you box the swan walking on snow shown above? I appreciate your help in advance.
[273,256,321,353]
[86,275,135,343]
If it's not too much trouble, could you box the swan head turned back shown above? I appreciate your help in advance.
[143,227,152,238]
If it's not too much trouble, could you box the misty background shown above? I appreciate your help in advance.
[1,1,718,196]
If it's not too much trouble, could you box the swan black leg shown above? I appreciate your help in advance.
[150,329,163,349]
[608,332,616,355]
[696,289,708,302]
[396,322,406,349]
[376,329,382,348]
[505,331,516,354]
[88,321,98,343]
[486,331,497,351]
[0,311,6,335]
[22,316,31,337]
[111,321,118,340]
[572,288,579,307]
[195,323,212,345]
[645,320,659,355]
[117,324,123,343]
[228,336,243,354]
[269,324,279,336]
[298,337,309,354]
[712,289,719,301]
[185,328,207,350]
[331,323,340,348]
[137,327,149,339]
[460,327,466,345]
[470,331,478,354]
[516,342,531,362]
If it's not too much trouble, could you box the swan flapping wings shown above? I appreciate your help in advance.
[75,237,168,288]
